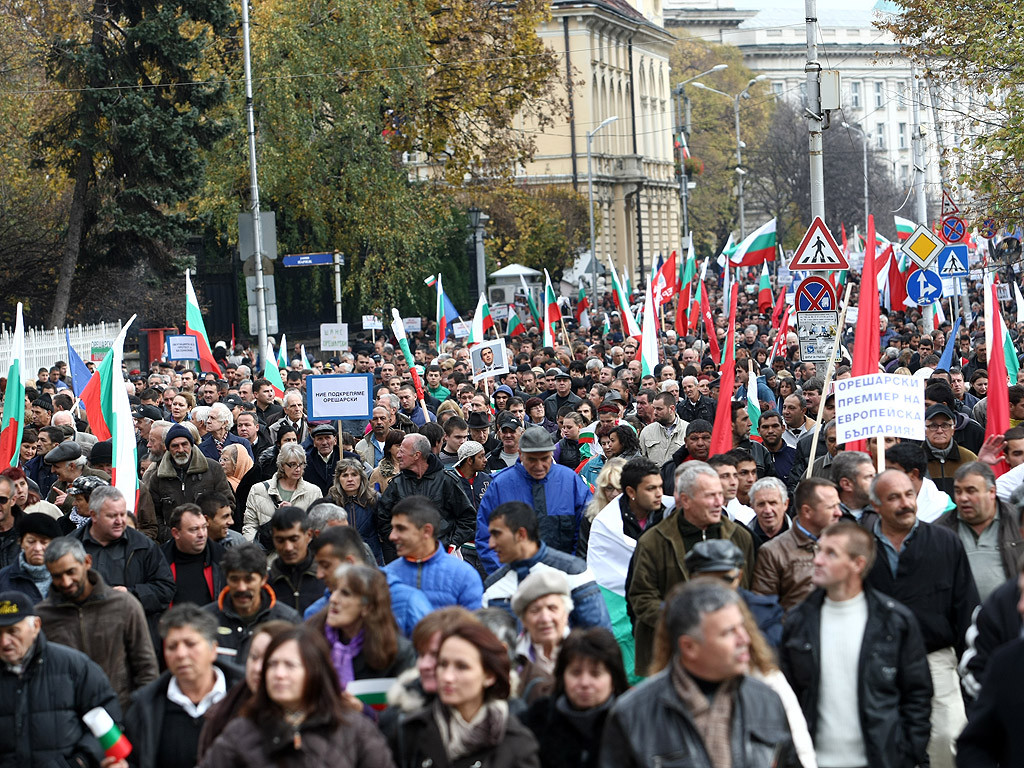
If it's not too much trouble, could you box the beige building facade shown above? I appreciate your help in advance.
[519,0,681,290]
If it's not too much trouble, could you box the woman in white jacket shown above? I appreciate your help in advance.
[243,442,322,540]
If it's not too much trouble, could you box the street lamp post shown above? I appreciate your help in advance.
[842,122,870,238]
[671,65,728,250]
[693,75,767,240]
[587,115,619,311]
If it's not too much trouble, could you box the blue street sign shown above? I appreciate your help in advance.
[907,269,943,305]
[283,252,334,267]
[794,276,836,311]
[938,244,969,278]
[941,216,966,243]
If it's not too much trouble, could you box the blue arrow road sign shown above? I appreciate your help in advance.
[907,269,943,305]
[938,244,969,277]
[283,252,334,267]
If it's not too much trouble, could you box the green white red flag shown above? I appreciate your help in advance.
[676,237,696,333]
[0,303,26,468]
[575,283,590,328]
[729,219,777,267]
[542,270,558,348]
[389,309,417,368]
[519,274,541,324]
[277,334,288,368]
[185,270,223,376]
[263,341,285,398]
[747,358,761,442]
[607,257,642,338]
[640,266,659,377]
[894,215,917,241]
[507,310,525,336]
[79,315,139,514]
[757,263,772,313]
[468,292,494,345]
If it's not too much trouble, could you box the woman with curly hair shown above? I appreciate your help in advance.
[368,429,405,493]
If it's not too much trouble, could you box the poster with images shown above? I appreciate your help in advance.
[470,338,510,382]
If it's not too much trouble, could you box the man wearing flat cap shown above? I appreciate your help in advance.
[304,422,340,496]
[0,513,63,603]
[543,368,582,421]
[146,423,234,543]
[44,441,109,517]
[0,590,122,767]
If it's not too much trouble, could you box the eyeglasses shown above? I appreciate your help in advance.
[283,461,306,469]
[0,496,9,504]
[925,422,953,432]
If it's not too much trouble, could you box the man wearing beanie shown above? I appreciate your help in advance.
[146,423,234,543]
[0,513,63,603]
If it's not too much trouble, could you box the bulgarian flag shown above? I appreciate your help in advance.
[79,315,139,514]
[894,215,917,241]
[0,303,26,468]
[640,266,659,377]
[389,309,417,368]
[985,277,1013,477]
[542,270,559,348]
[468,292,494,345]
[300,344,312,369]
[607,257,642,338]
[519,274,541,324]
[277,333,289,368]
[262,341,285,398]
[688,256,708,333]
[347,678,396,713]
[575,283,590,327]
[601,314,610,337]
[507,309,525,337]
[729,219,777,267]
[676,237,696,333]
[747,359,762,442]
[757,263,772,313]
[185,269,223,376]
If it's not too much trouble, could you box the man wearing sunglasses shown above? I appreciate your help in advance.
[0,476,21,570]
[922,404,978,498]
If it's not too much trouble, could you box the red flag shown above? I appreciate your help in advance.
[769,309,790,363]
[770,288,786,330]
[848,214,881,453]
[709,285,739,457]
[675,283,690,335]
[841,222,849,255]
[700,281,721,361]
[654,251,678,308]
[986,282,1011,477]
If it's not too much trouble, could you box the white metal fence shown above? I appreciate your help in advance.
[0,322,123,380]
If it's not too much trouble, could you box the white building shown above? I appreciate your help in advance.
[665,0,950,220]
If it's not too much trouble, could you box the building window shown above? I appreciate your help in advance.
[874,81,884,109]
[772,81,784,97]
[898,123,907,149]
[900,164,910,185]
[850,81,861,109]
[897,80,908,109]
[767,28,782,37]
[876,123,886,149]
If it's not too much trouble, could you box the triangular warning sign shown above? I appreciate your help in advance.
[942,189,959,216]
[789,217,850,271]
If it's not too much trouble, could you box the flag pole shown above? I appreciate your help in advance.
[560,317,572,350]
[806,281,854,478]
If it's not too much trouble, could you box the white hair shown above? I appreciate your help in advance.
[208,402,234,429]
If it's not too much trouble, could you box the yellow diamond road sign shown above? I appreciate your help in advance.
[901,225,944,269]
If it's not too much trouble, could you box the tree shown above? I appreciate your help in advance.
[744,99,907,247]
[877,0,1024,225]
[670,36,773,259]
[33,0,235,327]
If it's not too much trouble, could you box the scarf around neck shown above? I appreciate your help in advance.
[670,660,738,768]
[433,697,510,762]
[323,625,365,690]
[19,552,51,599]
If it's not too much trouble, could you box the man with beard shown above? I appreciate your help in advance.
[638,392,687,468]
[38,536,158,711]
[757,410,796,481]
[661,420,713,495]
[148,423,234,542]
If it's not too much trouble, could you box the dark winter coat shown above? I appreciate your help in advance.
[521,694,613,768]
[147,447,235,542]
[376,453,476,561]
[780,587,933,768]
[203,584,301,663]
[0,630,121,768]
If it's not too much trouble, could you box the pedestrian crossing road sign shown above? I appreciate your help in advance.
[789,217,849,270]
[901,225,944,270]
[938,245,969,278]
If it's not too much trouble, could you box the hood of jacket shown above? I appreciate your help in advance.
[215,582,278,620]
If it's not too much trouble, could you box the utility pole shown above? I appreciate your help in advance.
[240,0,268,363]
[911,64,928,228]
[805,0,825,221]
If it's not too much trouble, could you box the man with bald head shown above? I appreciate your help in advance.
[865,468,979,768]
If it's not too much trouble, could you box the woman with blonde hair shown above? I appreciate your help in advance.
[243,442,322,540]
[576,457,625,559]
[435,399,464,426]
[368,429,405,493]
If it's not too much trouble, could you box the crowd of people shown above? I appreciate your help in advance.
[2,285,1024,768]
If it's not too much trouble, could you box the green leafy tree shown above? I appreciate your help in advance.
[34,0,235,327]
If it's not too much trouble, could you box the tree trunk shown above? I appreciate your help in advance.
[48,148,92,329]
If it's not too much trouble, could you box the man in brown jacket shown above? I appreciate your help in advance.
[626,461,755,675]
[37,536,159,710]
[751,477,843,611]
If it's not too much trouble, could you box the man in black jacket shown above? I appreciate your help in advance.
[0,591,121,768]
[303,423,340,495]
[122,604,243,768]
[866,469,979,768]
[599,579,796,768]
[376,433,476,562]
[781,521,932,768]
